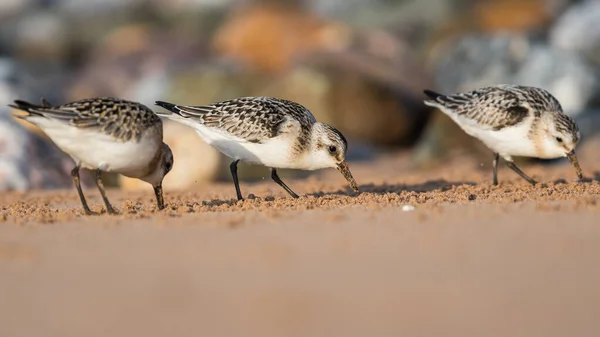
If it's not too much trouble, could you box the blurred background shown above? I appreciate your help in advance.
[0,0,599,192]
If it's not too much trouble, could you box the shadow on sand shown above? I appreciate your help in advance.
[308,179,477,198]
[197,179,477,207]
[550,172,599,185]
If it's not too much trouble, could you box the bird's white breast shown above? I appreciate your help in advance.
[30,117,161,175]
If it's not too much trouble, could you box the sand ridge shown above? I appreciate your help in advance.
[1,151,599,225]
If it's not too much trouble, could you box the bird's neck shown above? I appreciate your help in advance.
[136,145,164,186]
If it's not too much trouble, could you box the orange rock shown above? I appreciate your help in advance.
[473,0,553,32]
[94,23,152,59]
[212,3,352,73]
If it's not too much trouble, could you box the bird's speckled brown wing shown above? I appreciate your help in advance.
[11,97,162,142]
[155,97,316,143]
[423,85,563,130]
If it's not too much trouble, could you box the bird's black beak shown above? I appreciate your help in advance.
[566,150,583,181]
[154,184,165,210]
[336,160,359,193]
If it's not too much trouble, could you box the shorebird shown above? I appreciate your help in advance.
[155,97,359,200]
[10,97,174,214]
[423,85,583,185]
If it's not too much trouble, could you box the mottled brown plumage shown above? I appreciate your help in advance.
[423,85,583,185]
[11,97,162,143]
[155,96,357,200]
[10,97,173,214]
[157,97,314,142]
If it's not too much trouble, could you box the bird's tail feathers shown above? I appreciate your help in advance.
[423,89,445,108]
[9,99,46,119]
[423,89,469,110]
[155,101,178,114]
[424,89,444,101]
[155,101,213,119]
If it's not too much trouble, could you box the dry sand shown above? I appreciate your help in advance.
[1,141,600,337]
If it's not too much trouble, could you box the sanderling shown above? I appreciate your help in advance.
[423,85,583,185]
[10,97,174,214]
[155,97,359,200]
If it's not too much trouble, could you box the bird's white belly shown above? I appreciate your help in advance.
[445,112,537,159]
[460,122,538,159]
[36,118,160,173]
[193,126,296,168]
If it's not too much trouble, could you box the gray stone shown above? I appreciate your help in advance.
[0,0,33,17]
[550,0,600,65]
[513,45,599,115]
[307,0,456,30]
[433,34,600,116]
[12,11,69,60]
[0,111,30,191]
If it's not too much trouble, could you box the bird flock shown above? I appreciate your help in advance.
[10,85,585,215]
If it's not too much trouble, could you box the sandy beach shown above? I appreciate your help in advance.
[1,137,600,337]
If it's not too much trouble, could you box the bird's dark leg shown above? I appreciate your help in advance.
[493,153,499,186]
[506,161,537,186]
[230,160,244,201]
[71,164,93,215]
[271,169,299,199]
[95,170,118,214]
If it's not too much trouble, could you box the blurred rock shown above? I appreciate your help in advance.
[431,34,599,116]
[0,58,53,139]
[0,109,75,191]
[472,0,554,33]
[0,112,30,191]
[127,62,170,109]
[11,10,69,61]
[550,0,600,65]
[427,0,572,56]
[514,45,599,115]
[0,0,33,18]
[264,62,430,147]
[0,58,72,147]
[429,34,529,93]
[305,0,371,18]
[306,0,455,32]
[66,23,160,100]
[0,58,20,104]
[211,2,352,73]
[55,0,143,16]
[574,110,600,141]
[213,3,432,146]
[152,0,244,12]
[66,23,207,101]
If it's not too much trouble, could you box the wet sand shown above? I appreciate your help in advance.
[1,142,600,336]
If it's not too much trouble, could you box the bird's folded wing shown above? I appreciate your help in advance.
[429,88,530,131]
[161,98,316,143]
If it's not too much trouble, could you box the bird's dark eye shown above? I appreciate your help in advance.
[556,137,563,143]
[328,145,337,153]
[166,161,173,172]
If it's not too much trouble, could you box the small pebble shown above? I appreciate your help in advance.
[402,205,415,212]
